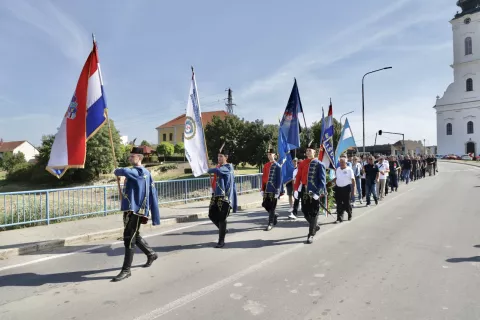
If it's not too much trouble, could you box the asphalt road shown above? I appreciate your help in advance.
[1,161,479,320]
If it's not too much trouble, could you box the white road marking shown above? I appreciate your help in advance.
[134,187,417,320]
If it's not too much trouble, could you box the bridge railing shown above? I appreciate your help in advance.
[0,173,262,229]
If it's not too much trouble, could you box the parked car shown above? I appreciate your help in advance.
[461,154,473,160]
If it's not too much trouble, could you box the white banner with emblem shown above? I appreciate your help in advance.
[184,70,209,177]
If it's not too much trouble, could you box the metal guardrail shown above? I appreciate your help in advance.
[0,174,262,228]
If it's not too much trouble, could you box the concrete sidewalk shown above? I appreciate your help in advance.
[0,192,282,259]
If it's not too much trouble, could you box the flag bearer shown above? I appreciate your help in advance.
[261,146,283,231]
[112,147,160,282]
[294,141,326,244]
[207,144,237,248]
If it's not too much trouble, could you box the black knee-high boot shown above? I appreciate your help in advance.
[307,215,319,244]
[137,237,157,267]
[265,210,275,231]
[112,248,134,282]
[216,221,227,248]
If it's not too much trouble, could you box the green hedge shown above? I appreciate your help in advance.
[6,163,34,182]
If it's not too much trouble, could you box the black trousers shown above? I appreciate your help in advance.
[301,194,320,237]
[208,196,231,226]
[335,185,352,221]
[123,212,155,255]
[293,190,303,216]
[208,196,231,243]
[389,174,398,191]
[361,178,366,199]
[262,193,278,225]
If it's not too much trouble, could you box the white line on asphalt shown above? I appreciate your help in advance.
[133,187,417,320]
[0,221,212,273]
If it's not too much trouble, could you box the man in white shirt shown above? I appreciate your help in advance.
[376,155,389,200]
[332,156,355,222]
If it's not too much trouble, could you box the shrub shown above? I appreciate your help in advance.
[151,155,159,163]
[184,168,193,174]
[6,163,34,182]
[160,164,178,172]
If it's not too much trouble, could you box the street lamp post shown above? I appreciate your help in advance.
[362,67,392,154]
[339,110,354,129]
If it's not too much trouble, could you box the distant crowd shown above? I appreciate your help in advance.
[284,154,438,223]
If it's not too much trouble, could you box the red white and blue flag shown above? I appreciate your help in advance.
[46,40,107,178]
[318,100,335,169]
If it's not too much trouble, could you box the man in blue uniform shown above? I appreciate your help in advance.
[261,146,283,231]
[294,142,326,244]
[207,144,237,248]
[111,147,160,282]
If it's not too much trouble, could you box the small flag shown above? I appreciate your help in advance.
[335,118,356,160]
[279,79,302,151]
[184,68,209,177]
[46,40,107,178]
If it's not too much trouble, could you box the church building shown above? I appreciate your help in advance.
[435,0,480,156]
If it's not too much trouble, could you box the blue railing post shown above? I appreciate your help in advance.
[184,180,188,204]
[46,191,50,225]
[103,186,107,216]
[240,176,243,194]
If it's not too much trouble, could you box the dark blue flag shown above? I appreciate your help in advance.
[279,79,302,151]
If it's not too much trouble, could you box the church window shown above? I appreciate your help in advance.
[169,133,173,141]
[467,78,474,91]
[468,121,474,134]
[162,133,166,141]
[446,123,453,135]
[465,37,473,55]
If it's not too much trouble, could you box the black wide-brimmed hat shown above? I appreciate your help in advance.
[266,143,276,154]
[219,142,230,156]
[130,147,143,154]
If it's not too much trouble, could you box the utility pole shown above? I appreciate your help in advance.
[225,88,236,114]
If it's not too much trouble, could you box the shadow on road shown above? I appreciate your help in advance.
[153,235,307,252]
[0,266,138,287]
[446,256,480,263]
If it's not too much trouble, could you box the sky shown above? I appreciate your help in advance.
[0,0,460,148]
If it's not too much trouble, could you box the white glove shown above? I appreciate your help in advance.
[260,191,264,197]
[294,191,298,199]
[275,193,280,199]
[313,194,320,200]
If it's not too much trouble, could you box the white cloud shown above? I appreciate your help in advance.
[3,0,89,63]
[235,1,451,147]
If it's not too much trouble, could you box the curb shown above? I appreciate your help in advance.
[0,200,264,260]
[440,159,480,169]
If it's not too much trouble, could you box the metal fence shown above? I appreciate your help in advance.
[0,174,262,229]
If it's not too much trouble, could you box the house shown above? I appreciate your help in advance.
[156,110,228,145]
[0,140,39,162]
[358,140,425,156]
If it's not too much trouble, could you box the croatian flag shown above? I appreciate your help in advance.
[46,40,107,178]
[318,101,335,169]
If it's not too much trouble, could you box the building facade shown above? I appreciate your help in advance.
[156,110,228,145]
[0,140,39,162]
[435,0,480,156]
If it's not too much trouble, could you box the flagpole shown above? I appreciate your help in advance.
[93,33,123,201]
[192,66,213,183]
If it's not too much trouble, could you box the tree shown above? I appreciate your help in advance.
[31,119,123,184]
[140,140,151,147]
[204,115,246,166]
[156,142,174,161]
[0,151,26,172]
[174,142,185,155]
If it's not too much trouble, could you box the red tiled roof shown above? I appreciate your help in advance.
[156,110,228,129]
[0,140,26,152]
[139,145,154,154]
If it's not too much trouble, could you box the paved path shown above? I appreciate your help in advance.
[0,161,479,320]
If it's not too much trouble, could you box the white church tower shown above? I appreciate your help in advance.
[435,0,480,156]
